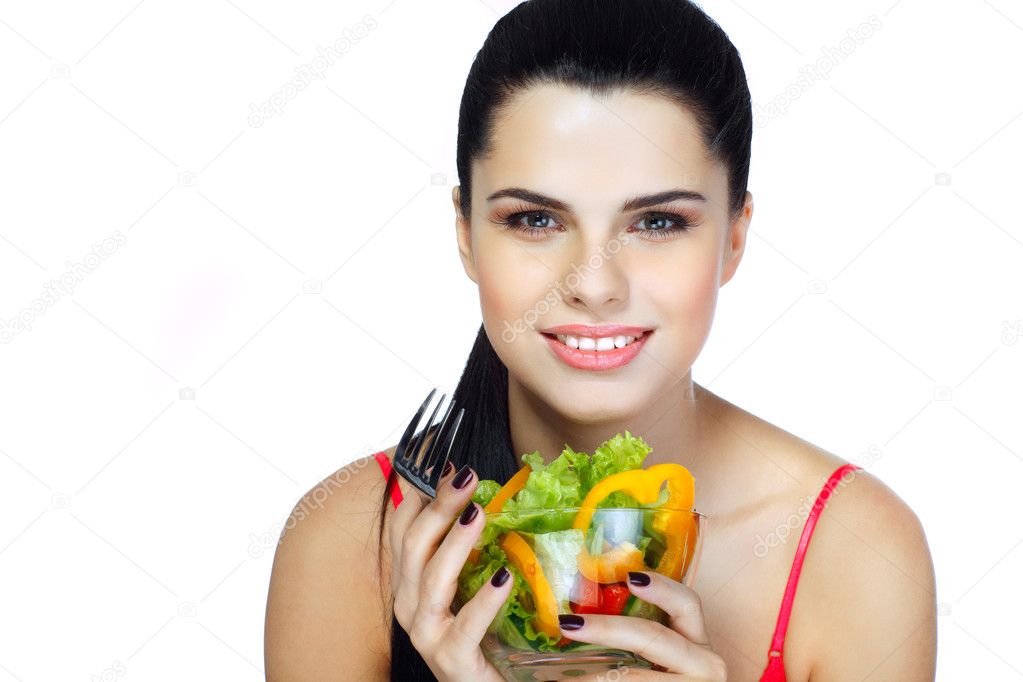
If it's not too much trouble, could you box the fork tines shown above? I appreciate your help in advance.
[394,388,465,498]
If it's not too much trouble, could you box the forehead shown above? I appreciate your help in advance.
[475,83,721,207]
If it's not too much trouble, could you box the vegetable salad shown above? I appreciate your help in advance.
[454,431,697,652]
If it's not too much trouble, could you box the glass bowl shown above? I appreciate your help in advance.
[452,505,706,681]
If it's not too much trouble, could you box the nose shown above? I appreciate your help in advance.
[560,234,629,311]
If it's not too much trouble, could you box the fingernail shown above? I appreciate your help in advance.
[559,614,584,631]
[452,464,473,490]
[490,566,510,587]
[458,501,479,526]
[441,460,454,478]
[628,571,651,586]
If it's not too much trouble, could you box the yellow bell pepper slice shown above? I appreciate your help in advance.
[572,463,696,582]
[467,463,532,566]
[651,509,697,581]
[484,463,533,513]
[500,531,561,639]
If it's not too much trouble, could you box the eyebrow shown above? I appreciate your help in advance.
[486,187,707,212]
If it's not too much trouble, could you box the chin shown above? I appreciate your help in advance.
[544,391,644,426]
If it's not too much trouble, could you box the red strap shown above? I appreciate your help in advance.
[759,463,862,680]
[373,451,404,509]
[760,654,786,682]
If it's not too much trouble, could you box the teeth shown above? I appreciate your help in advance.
[554,334,638,350]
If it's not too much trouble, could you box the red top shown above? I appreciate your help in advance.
[372,450,861,681]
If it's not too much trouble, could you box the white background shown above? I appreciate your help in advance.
[1,0,1020,679]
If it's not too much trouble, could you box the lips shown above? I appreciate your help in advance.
[542,330,653,371]
[541,324,652,338]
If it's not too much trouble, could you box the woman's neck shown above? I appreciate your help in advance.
[506,373,716,472]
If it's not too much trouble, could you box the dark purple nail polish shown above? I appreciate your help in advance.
[490,566,510,587]
[628,571,651,586]
[441,460,454,478]
[452,464,473,490]
[559,614,584,631]
[458,501,478,526]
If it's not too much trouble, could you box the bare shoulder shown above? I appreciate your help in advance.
[707,393,931,556]
[735,403,936,679]
[705,393,936,679]
[706,393,931,577]
[800,455,937,681]
[264,446,412,681]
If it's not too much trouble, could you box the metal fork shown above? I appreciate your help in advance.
[392,388,466,499]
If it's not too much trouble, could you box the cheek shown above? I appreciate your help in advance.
[643,246,721,347]
[475,248,549,343]
[681,260,720,320]
[476,257,518,322]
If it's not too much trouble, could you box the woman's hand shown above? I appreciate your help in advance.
[558,571,728,681]
[388,463,513,682]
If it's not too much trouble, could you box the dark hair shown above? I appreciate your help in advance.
[376,0,752,678]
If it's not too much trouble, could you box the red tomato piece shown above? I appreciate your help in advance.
[599,582,631,615]
[568,574,632,615]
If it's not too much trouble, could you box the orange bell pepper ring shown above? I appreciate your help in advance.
[466,463,532,566]
[572,463,696,582]
[500,530,561,639]
[576,540,645,583]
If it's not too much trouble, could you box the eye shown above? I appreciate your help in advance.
[631,213,696,240]
[492,209,564,239]
[491,206,699,241]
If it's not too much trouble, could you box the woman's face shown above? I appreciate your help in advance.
[454,84,752,425]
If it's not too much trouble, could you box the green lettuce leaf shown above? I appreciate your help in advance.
[530,528,585,612]
[471,431,655,513]
[512,448,584,510]
[583,430,652,501]
[471,479,502,507]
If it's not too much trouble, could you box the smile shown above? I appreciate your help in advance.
[541,331,653,371]
[553,333,641,350]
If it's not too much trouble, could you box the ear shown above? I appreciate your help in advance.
[720,191,753,287]
[452,185,478,284]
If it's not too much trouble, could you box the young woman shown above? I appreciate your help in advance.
[265,1,937,679]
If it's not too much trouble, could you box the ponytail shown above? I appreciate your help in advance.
[376,324,519,680]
